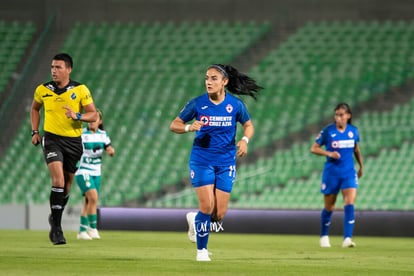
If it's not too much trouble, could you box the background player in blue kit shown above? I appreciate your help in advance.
[170,64,262,261]
[310,103,364,248]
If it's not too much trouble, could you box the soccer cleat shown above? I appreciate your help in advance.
[210,221,224,232]
[77,231,92,240]
[49,226,66,245]
[186,212,197,243]
[196,248,211,261]
[320,235,331,248]
[342,237,356,248]
[87,228,101,239]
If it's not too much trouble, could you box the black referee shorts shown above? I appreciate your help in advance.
[42,132,83,174]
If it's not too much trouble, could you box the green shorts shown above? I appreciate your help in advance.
[75,173,101,196]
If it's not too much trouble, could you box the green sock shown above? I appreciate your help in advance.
[88,214,97,229]
[79,216,88,232]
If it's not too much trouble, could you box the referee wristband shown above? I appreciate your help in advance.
[242,136,249,144]
[184,124,191,132]
[31,130,39,137]
[76,112,82,121]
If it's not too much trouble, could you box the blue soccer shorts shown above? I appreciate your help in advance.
[321,171,358,195]
[189,161,236,193]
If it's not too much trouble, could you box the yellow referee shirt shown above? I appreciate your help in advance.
[34,80,94,137]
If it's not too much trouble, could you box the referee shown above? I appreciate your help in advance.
[30,53,98,245]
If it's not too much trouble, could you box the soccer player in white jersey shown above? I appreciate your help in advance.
[170,64,262,261]
[75,110,115,240]
[311,103,364,248]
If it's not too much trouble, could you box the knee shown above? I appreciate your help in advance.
[86,191,98,205]
[199,201,215,215]
[214,209,228,221]
[88,196,98,205]
[343,195,356,205]
[51,176,65,187]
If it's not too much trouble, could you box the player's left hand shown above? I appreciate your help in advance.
[236,139,248,157]
[357,168,363,178]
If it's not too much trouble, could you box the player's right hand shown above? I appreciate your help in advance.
[329,151,341,159]
[191,120,204,131]
[32,134,41,146]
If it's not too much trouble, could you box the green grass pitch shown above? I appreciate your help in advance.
[0,230,413,275]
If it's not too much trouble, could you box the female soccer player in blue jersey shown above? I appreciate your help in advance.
[310,103,364,248]
[75,110,115,240]
[170,64,262,261]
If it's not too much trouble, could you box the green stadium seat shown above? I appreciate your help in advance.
[3,20,414,211]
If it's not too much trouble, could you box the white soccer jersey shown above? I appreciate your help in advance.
[75,128,111,176]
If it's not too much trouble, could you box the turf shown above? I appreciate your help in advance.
[0,230,413,275]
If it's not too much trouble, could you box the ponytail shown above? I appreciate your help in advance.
[208,64,262,100]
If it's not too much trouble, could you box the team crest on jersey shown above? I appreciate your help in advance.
[226,104,233,113]
[348,131,354,138]
[200,115,210,125]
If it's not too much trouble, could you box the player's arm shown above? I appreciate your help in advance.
[63,103,98,122]
[310,142,340,159]
[169,117,203,134]
[105,145,115,157]
[30,99,42,146]
[236,119,253,157]
[81,103,99,122]
[354,143,364,178]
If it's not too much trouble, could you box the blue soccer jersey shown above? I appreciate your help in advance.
[178,92,251,166]
[315,123,360,177]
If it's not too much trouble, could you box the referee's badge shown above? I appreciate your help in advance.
[70,92,77,100]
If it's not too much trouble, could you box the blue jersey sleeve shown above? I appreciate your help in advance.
[236,100,251,124]
[354,127,360,144]
[178,98,197,123]
[315,128,327,146]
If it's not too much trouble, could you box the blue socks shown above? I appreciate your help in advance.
[321,205,355,238]
[320,208,332,236]
[344,204,355,239]
[195,211,211,250]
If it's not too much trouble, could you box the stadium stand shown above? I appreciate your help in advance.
[1,19,414,212]
[145,20,414,210]
[0,20,271,206]
[0,21,35,93]
[149,97,414,211]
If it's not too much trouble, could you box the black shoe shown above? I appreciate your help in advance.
[49,226,66,245]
